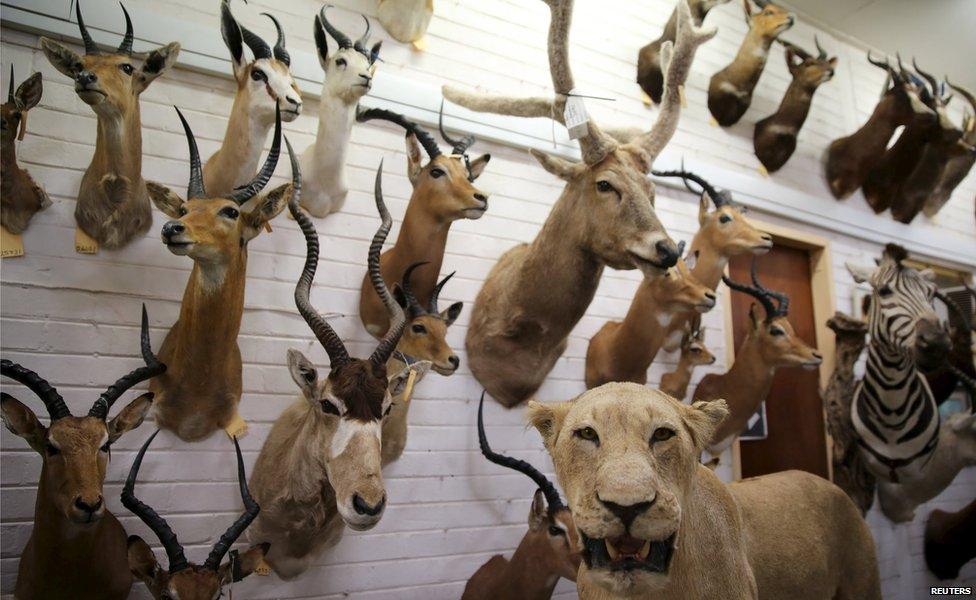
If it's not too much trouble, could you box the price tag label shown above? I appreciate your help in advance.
[75,226,99,254]
[563,88,590,140]
[224,412,249,439]
[1,225,25,258]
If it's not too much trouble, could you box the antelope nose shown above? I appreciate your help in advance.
[811,352,823,362]
[75,496,103,514]
[76,70,97,86]
[285,95,301,108]
[705,291,717,302]
[448,355,460,369]
[598,496,654,529]
[353,494,386,517]
[474,193,488,204]
[656,239,680,269]
[161,221,185,239]
[360,73,372,84]
[761,234,773,243]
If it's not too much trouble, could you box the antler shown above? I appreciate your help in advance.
[368,162,407,365]
[477,393,565,513]
[122,430,190,573]
[722,259,788,320]
[203,436,261,571]
[89,305,166,419]
[261,13,290,66]
[75,0,100,55]
[227,105,281,205]
[0,360,71,420]
[357,107,442,159]
[429,271,456,314]
[174,107,207,200]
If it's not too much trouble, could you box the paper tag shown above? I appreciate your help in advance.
[679,84,687,108]
[708,117,719,127]
[263,222,273,233]
[75,226,99,254]
[401,369,418,406]
[1,225,25,258]
[563,89,590,140]
[411,37,428,52]
[758,164,769,178]
[254,557,272,576]
[224,412,248,439]
[640,91,653,107]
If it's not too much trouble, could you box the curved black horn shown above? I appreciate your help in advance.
[477,393,565,513]
[117,3,134,55]
[357,107,442,159]
[399,262,427,318]
[814,35,826,60]
[722,260,779,320]
[0,360,71,420]
[946,78,976,114]
[369,161,407,365]
[353,15,371,55]
[89,305,166,419]
[438,99,475,155]
[912,58,939,99]
[8,65,14,104]
[227,104,281,204]
[203,436,260,571]
[174,107,207,200]
[121,430,190,573]
[76,0,100,55]
[428,271,456,314]
[749,259,789,316]
[239,19,272,61]
[261,13,290,66]
[320,5,352,49]
[651,167,729,208]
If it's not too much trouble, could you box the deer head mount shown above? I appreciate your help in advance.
[753,37,836,173]
[40,0,180,249]
[1,66,48,235]
[708,0,794,126]
[124,431,268,599]
[377,0,434,43]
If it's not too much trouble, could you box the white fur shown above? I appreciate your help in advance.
[331,419,381,457]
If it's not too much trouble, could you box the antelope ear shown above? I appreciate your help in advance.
[40,38,83,79]
[467,154,491,180]
[15,73,43,111]
[1,393,47,453]
[147,182,185,219]
[845,261,874,284]
[406,134,424,185]
[219,543,270,584]
[107,393,154,443]
[127,535,162,584]
[287,349,318,401]
[527,400,572,451]
[748,303,763,330]
[135,42,181,93]
[685,400,729,450]
[242,184,291,240]
[698,194,710,225]
[441,301,463,326]
[528,489,547,531]
[220,2,248,81]
[529,149,584,181]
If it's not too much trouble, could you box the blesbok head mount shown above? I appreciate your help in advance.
[40,1,180,249]
[753,37,836,173]
[394,262,464,375]
[124,431,268,599]
[1,66,49,235]
[316,5,381,102]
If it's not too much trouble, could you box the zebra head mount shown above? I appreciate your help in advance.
[846,244,950,372]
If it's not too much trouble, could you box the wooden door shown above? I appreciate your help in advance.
[728,245,828,479]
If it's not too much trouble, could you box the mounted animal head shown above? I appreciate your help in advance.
[315,6,381,103]
[646,245,717,313]
[220,0,302,123]
[41,1,179,114]
[723,258,823,368]
[1,67,42,146]
[741,0,794,40]
[527,383,729,596]
[376,0,433,43]
[781,37,836,89]
[478,394,581,582]
[0,306,162,525]
[680,316,715,366]
[124,431,268,599]
[357,103,491,220]
[867,53,936,121]
[847,244,950,372]
[286,161,411,530]
[445,0,715,276]
[393,262,464,375]
[911,60,964,144]
[149,106,289,270]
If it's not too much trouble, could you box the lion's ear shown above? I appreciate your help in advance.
[685,400,728,449]
[527,400,571,450]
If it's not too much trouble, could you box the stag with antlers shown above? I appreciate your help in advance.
[1,306,164,600]
[248,161,415,579]
[356,102,490,336]
[926,81,976,217]
[41,1,180,249]
[124,431,268,598]
[443,0,713,407]
[146,107,293,441]
[1,66,48,236]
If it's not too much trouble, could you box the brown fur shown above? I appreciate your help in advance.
[895,122,974,223]
[707,0,793,127]
[659,321,715,399]
[924,499,976,581]
[925,108,976,216]
[1,71,49,234]
[40,37,179,248]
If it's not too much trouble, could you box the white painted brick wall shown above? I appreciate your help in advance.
[1,1,974,598]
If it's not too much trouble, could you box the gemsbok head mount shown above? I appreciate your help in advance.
[753,37,836,173]
[443,0,714,407]
[203,0,302,197]
[124,431,268,599]
[356,103,490,337]
[0,306,163,599]
[1,66,48,235]
[40,1,180,249]
[147,106,293,442]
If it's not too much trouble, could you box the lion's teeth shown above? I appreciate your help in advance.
[605,540,620,560]
[638,540,651,560]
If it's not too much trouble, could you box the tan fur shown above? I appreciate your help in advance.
[1,72,49,234]
[707,0,793,126]
[40,37,179,248]
[377,0,434,43]
[659,320,715,399]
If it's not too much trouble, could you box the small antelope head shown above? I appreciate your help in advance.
[41,1,179,114]
[782,37,836,89]
[742,0,794,39]
[724,259,823,368]
[0,306,163,525]
[393,263,464,375]
[288,162,410,530]
[478,395,581,582]
[315,6,381,103]
[911,60,964,144]
[681,316,716,366]
[358,104,491,220]
[125,432,268,600]
[221,0,302,123]
[651,246,717,313]
[867,53,935,121]
[1,67,42,146]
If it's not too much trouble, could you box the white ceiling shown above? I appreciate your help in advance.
[780,0,976,91]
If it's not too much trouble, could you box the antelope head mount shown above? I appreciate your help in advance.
[660,315,716,400]
[40,1,180,249]
[394,262,464,375]
[376,0,434,44]
[925,80,976,217]
[125,432,268,599]
[316,6,381,104]
[1,66,49,235]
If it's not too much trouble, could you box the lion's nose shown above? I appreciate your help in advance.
[598,495,655,529]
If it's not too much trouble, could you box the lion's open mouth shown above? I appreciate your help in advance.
[581,532,676,573]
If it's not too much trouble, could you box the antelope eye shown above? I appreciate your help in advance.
[45,442,60,456]
[384,403,395,417]
[770,326,785,336]
[335,58,347,68]
[219,206,240,219]
[320,400,340,416]
[100,441,111,453]
[251,68,267,82]
[690,347,701,354]
[548,525,564,537]
[411,324,427,334]
[596,180,615,193]
[574,426,599,444]
[718,214,732,224]
[430,168,445,179]
[178,206,188,217]
[878,285,893,297]
[651,427,675,443]
[119,63,134,75]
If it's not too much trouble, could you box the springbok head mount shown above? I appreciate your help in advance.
[0,306,163,525]
[846,244,949,372]
[780,37,836,88]
[287,160,411,531]
[393,262,464,375]
[357,105,491,219]
[478,393,581,581]
[124,431,268,599]
[1,66,42,144]
[315,5,381,102]
[41,1,180,112]
[221,0,302,123]
[149,106,289,267]
[723,258,823,368]
[742,0,794,38]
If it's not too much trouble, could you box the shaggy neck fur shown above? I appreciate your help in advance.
[204,93,270,197]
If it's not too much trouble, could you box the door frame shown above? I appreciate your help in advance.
[721,220,838,481]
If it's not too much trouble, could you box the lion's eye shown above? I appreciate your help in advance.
[651,428,675,443]
[574,426,599,444]
[596,180,616,194]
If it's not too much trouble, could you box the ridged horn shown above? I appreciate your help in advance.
[89,305,166,419]
[76,0,100,55]
[226,104,281,204]
[174,106,207,200]
[117,3,134,55]
[262,13,290,66]
[0,360,71,420]
[368,161,407,365]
